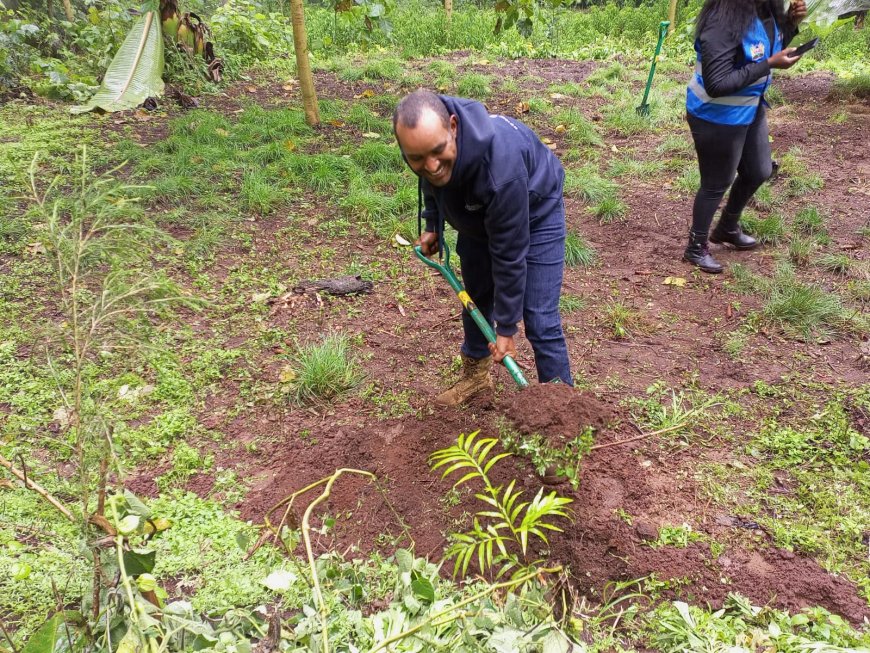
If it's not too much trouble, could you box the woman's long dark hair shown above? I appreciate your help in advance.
[696,0,788,40]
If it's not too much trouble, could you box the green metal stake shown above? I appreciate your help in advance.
[413,244,530,389]
[637,20,670,116]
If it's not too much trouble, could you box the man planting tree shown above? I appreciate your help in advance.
[392,90,573,406]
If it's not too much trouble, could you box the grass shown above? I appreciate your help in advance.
[563,164,618,203]
[792,205,827,238]
[456,72,492,99]
[733,264,869,340]
[553,108,602,147]
[559,294,587,313]
[593,196,627,224]
[564,231,597,267]
[741,211,785,245]
[284,335,363,405]
[602,300,645,339]
[831,72,870,99]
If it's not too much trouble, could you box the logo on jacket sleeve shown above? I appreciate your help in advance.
[750,42,766,60]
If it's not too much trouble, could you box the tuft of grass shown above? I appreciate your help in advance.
[351,141,404,173]
[763,276,858,341]
[563,164,617,203]
[593,196,627,224]
[564,231,597,267]
[456,72,492,99]
[607,156,664,179]
[285,335,363,405]
[792,205,827,238]
[602,300,645,339]
[816,253,853,276]
[240,170,286,214]
[585,62,628,85]
[527,97,551,113]
[346,103,392,134]
[554,108,602,147]
[559,294,587,313]
[787,234,815,267]
[674,166,700,193]
[831,73,870,99]
[741,211,785,245]
[362,58,405,80]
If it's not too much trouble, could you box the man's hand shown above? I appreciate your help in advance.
[789,0,808,25]
[488,334,517,363]
[768,48,801,69]
[415,231,439,257]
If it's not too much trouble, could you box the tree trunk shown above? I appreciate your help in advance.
[289,0,319,126]
[61,0,74,21]
[667,0,677,33]
[444,0,453,22]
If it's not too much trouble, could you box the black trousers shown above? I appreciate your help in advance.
[687,106,773,236]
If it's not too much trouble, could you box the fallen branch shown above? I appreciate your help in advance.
[590,422,688,451]
[0,454,75,522]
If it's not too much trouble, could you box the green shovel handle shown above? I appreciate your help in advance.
[414,244,529,389]
[640,20,671,107]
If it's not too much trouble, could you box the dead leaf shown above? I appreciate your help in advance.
[25,242,47,255]
[515,101,530,114]
[554,124,566,134]
[541,137,554,144]
[550,93,567,100]
[246,86,257,93]
[284,139,296,152]
[328,119,346,127]
[215,128,229,137]
[610,144,619,153]
[279,366,297,383]
[362,132,380,139]
[398,304,406,317]
[353,89,375,99]
[546,143,557,151]
[252,292,271,303]
[663,276,686,287]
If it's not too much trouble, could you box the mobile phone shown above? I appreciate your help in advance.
[792,37,819,56]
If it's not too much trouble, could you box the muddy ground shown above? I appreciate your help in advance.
[109,59,870,622]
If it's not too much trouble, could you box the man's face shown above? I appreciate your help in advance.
[395,109,458,187]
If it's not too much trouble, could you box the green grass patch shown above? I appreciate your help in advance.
[564,231,597,267]
[283,335,363,405]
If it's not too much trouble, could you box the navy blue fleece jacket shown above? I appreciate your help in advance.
[420,96,565,337]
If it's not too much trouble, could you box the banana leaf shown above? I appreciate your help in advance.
[71,4,164,114]
[802,0,870,26]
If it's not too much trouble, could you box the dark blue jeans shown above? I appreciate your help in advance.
[456,202,573,385]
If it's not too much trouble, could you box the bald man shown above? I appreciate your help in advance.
[393,90,572,406]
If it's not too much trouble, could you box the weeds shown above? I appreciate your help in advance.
[563,164,618,203]
[602,300,645,338]
[456,72,492,99]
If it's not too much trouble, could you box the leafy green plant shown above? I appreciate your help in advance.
[602,300,645,338]
[429,431,572,578]
[283,334,363,404]
[499,421,595,490]
[650,523,703,548]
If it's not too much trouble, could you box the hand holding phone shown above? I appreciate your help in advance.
[792,37,819,56]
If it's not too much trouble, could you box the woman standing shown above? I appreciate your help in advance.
[684,0,808,273]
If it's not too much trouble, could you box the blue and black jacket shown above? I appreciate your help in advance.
[687,7,796,125]
[418,95,564,337]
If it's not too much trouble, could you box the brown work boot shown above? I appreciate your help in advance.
[435,354,495,407]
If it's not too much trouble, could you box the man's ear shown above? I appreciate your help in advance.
[449,114,458,135]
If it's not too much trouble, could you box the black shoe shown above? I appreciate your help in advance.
[683,232,723,274]
[710,223,758,250]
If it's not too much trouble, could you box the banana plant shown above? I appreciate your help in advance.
[71,0,164,114]
[73,0,221,114]
[802,0,870,25]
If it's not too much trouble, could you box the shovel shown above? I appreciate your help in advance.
[396,234,529,389]
[637,20,670,116]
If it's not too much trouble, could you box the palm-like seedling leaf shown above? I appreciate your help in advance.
[72,1,165,114]
[429,431,511,490]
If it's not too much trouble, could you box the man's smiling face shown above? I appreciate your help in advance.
[395,108,458,187]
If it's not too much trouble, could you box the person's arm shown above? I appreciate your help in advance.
[699,16,772,97]
[483,177,530,339]
[782,0,806,45]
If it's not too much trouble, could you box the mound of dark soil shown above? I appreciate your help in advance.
[505,384,613,441]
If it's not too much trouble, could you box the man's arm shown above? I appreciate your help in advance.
[483,176,530,339]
